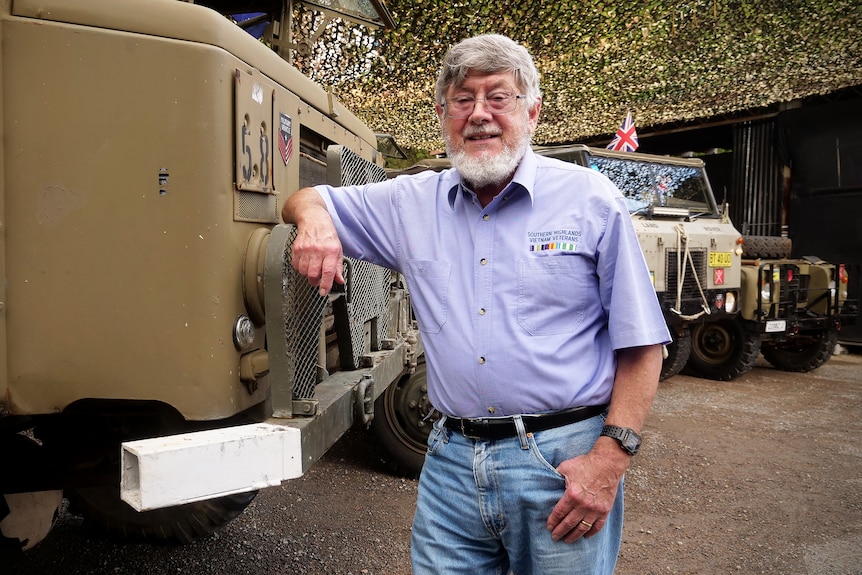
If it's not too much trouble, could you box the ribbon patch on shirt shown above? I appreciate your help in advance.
[528,229,581,252]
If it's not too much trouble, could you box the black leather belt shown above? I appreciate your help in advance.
[443,404,608,440]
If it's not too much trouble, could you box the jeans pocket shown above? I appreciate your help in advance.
[527,433,566,478]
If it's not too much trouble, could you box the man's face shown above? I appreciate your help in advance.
[436,71,541,191]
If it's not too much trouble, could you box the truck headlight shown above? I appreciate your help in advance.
[233,315,257,351]
[725,291,737,313]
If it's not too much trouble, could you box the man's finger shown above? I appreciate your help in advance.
[316,257,345,296]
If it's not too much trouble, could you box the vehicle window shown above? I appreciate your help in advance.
[585,154,714,214]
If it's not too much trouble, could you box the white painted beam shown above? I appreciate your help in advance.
[120,423,302,511]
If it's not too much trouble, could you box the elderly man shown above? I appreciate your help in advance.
[283,34,670,575]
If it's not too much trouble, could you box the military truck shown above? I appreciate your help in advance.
[0,0,424,553]
[536,145,853,381]
[737,239,852,373]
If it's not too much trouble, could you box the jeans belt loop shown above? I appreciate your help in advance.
[513,415,529,449]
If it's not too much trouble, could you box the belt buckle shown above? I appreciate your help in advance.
[459,418,484,440]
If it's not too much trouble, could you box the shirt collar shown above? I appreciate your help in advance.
[446,148,539,209]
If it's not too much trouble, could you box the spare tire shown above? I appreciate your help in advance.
[742,235,792,259]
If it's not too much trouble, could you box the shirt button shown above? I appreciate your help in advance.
[488,407,496,414]
[478,357,485,364]
[480,258,487,265]
[483,214,490,221]
[479,308,486,315]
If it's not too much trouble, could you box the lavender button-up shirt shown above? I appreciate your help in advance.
[316,149,670,418]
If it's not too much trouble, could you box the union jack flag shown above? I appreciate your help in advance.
[606,111,639,152]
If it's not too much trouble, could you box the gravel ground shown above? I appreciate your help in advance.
[6,349,862,575]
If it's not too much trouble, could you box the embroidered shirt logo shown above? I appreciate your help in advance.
[528,229,581,252]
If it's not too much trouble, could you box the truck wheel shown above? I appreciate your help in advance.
[661,331,691,381]
[371,360,435,478]
[741,235,792,259]
[761,331,838,372]
[688,320,761,381]
[49,403,260,545]
[66,487,256,545]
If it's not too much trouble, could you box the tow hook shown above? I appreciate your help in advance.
[356,374,375,426]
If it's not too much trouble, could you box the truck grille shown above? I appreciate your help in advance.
[283,234,330,399]
[329,146,392,371]
[666,249,707,300]
[286,146,391,400]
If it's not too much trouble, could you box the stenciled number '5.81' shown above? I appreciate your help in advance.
[240,121,270,189]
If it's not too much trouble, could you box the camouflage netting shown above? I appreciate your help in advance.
[290,0,862,153]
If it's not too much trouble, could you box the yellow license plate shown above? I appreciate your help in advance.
[709,252,732,267]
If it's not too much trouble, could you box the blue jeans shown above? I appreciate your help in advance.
[411,413,623,575]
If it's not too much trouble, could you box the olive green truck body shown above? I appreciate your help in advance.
[1,0,421,552]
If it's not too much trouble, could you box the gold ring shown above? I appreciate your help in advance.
[580,520,593,529]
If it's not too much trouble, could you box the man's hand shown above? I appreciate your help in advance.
[546,443,628,543]
[282,188,345,296]
[546,344,662,543]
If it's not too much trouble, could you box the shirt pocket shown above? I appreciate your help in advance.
[406,259,451,334]
[517,256,587,336]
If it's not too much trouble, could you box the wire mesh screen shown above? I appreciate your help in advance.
[236,190,279,223]
[327,146,392,370]
[283,224,329,400]
[666,249,708,314]
[284,147,391,400]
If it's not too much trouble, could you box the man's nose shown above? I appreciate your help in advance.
[468,99,493,121]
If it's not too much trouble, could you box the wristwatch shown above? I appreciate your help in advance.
[600,425,642,455]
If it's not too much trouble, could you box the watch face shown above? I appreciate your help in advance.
[621,430,641,454]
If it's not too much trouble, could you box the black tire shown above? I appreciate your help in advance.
[0,434,63,555]
[370,360,435,478]
[761,331,838,372]
[661,330,692,381]
[688,319,761,381]
[742,235,792,259]
[44,403,260,545]
[67,487,256,545]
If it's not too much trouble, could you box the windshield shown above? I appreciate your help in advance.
[585,153,716,215]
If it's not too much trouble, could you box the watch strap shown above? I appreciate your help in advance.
[600,424,641,455]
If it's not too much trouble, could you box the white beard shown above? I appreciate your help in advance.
[447,125,532,190]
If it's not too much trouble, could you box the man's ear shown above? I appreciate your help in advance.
[528,97,542,132]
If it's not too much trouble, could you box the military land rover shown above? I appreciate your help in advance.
[536,145,853,381]
[0,0,424,553]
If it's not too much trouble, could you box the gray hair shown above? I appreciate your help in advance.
[435,34,542,109]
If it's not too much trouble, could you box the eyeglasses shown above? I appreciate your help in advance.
[442,93,527,118]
